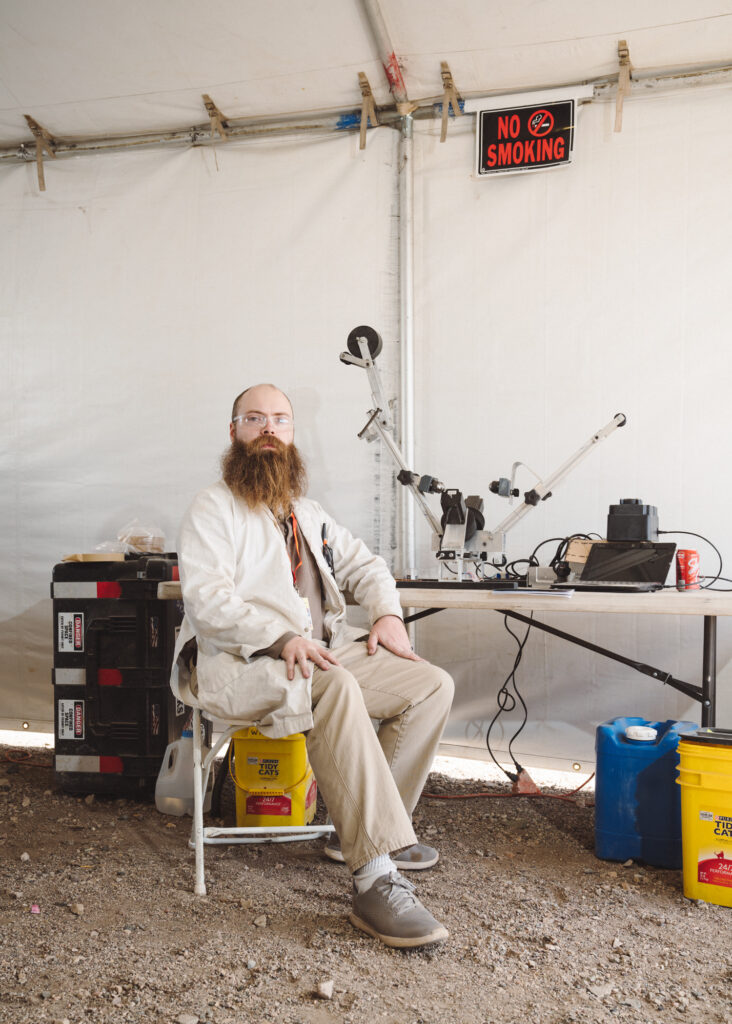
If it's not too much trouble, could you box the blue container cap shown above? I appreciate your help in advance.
[625,725,658,743]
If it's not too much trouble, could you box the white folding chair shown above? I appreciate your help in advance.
[176,675,334,896]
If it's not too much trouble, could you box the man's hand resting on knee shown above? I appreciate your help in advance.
[367,615,423,661]
[280,637,341,680]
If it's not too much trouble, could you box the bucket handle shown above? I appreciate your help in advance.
[677,771,703,787]
[227,743,311,795]
[677,769,732,786]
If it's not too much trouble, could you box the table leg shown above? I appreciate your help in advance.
[702,616,716,728]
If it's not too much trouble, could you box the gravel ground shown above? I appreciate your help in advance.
[1,744,731,1024]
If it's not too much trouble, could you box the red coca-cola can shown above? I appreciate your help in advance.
[676,549,700,590]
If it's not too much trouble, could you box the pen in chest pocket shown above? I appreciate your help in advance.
[321,523,336,577]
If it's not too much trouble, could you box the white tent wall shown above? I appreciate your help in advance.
[0,128,402,730]
[1,74,730,764]
[410,82,732,768]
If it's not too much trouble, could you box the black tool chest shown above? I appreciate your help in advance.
[51,554,186,797]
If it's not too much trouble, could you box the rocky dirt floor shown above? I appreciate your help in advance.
[1,744,730,1024]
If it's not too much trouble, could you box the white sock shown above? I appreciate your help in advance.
[353,854,397,894]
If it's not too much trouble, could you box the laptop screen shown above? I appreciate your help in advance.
[580,542,676,584]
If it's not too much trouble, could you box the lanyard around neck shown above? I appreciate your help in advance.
[289,513,303,587]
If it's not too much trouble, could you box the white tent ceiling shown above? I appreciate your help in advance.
[1,0,731,146]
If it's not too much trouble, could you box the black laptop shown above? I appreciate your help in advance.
[551,541,676,593]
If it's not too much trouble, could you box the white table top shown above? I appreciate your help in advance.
[158,580,732,617]
[396,586,732,617]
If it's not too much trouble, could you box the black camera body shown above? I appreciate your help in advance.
[607,498,659,542]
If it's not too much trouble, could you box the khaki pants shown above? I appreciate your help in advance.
[305,641,454,872]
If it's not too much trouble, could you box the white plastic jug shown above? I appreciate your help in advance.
[155,731,213,816]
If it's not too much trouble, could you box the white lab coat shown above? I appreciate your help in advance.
[170,480,403,736]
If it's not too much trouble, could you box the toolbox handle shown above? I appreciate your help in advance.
[84,615,136,694]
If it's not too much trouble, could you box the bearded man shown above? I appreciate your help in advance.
[171,383,454,948]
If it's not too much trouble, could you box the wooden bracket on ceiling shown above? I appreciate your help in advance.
[614,40,632,133]
[23,115,57,192]
[202,94,230,140]
[439,61,463,142]
[358,72,379,150]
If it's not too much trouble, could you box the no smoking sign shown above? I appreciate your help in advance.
[477,100,574,175]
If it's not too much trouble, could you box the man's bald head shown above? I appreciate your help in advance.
[229,384,295,445]
[231,384,293,423]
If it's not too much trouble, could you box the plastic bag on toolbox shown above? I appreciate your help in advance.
[95,518,166,555]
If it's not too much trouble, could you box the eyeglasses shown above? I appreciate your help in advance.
[232,414,293,430]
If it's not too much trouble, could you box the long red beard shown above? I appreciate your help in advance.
[221,436,307,518]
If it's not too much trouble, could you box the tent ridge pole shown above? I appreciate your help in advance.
[398,112,416,576]
[359,0,415,575]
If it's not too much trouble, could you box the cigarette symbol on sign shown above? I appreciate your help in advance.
[528,109,554,137]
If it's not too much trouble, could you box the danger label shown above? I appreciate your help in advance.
[58,700,85,740]
[58,612,84,652]
[477,100,574,175]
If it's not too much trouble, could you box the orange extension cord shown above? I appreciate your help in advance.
[0,751,53,769]
[0,752,595,806]
[423,772,595,806]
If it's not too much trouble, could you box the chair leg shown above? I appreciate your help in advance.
[192,708,206,896]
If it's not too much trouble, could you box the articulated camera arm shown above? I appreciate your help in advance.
[484,413,627,546]
[341,326,627,572]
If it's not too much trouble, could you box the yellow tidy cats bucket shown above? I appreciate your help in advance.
[231,727,317,828]
[676,728,732,908]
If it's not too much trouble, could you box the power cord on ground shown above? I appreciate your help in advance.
[424,771,595,806]
[0,751,53,768]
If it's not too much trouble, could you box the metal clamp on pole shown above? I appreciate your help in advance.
[357,73,379,150]
[23,115,57,192]
[614,40,632,133]
[202,94,230,140]
[439,61,463,142]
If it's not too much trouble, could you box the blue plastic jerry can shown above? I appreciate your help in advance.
[595,716,698,869]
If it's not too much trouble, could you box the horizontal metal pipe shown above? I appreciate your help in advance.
[2,59,731,164]
[0,109,395,162]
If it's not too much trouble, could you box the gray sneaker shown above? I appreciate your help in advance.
[324,836,439,870]
[349,871,449,948]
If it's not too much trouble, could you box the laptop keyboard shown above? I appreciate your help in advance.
[552,581,663,592]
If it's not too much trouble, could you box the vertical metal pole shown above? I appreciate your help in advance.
[399,113,416,576]
[702,616,716,727]
[359,0,415,577]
